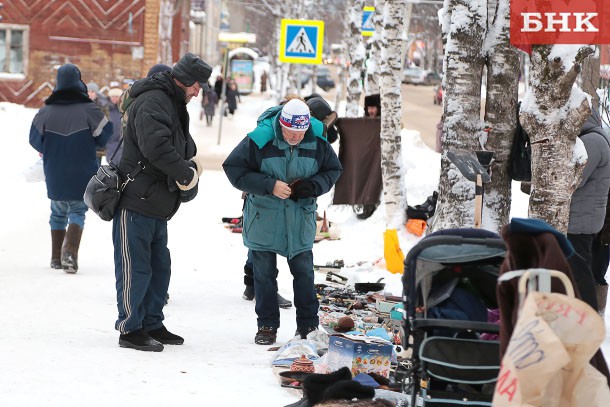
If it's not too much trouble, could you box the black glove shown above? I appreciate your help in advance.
[290,179,316,200]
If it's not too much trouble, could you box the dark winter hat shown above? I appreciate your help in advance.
[306,96,333,121]
[334,316,355,333]
[321,379,376,403]
[147,64,172,78]
[364,93,381,117]
[55,64,87,94]
[302,367,352,406]
[172,53,213,88]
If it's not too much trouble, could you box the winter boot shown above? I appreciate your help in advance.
[61,223,82,274]
[119,329,164,352]
[242,285,255,301]
[50,229,66,269]
[147,326,184,345]
[296,326,318,339]
[278,293,293,309]
[597,284,608,316]
[254,326,277,345]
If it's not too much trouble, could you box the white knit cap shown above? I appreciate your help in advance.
[279,99,310,131]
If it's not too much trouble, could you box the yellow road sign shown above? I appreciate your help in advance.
[279,19,325,64]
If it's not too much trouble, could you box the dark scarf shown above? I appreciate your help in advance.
[45,89,92,105]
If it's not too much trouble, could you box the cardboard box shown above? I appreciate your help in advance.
[326,334,393,378]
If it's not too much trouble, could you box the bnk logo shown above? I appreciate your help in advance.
[511,0,609,46]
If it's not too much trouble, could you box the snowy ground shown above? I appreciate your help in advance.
[1,94,608,406]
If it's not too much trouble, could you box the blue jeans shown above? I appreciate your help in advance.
[251,250,318,330]
[113,208,171,334]
[50,200,88,230]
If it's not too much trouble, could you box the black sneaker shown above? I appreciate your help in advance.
[254,326,277,345]
[119,329,164,352]
[147,326,184,345]
[296,326,318,339]
[242,285,255,301]
[277,293,293,309]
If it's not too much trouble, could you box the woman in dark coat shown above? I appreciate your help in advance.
[225,80,240,116]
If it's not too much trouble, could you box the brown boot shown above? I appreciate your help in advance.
[597,285,608,317]
[62,224,82,274]
[50,229,66,269]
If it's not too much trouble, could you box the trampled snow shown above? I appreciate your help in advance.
[0,93,608,406]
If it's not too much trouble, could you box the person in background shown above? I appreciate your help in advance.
[567,107,610,312]
[29,63,112,273]
[87,82,110,165]
[260,71,268,93]
[104,87,124,164]
[592,189,610,316]
[112,53,211,352]
[200,81,218,126]
[364,93,381,118]
[225,79,240,117]
[223,99,343,345]
[214,74,223,101]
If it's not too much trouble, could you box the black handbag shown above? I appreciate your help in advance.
[84,140,144,221]
[508,103,532,182]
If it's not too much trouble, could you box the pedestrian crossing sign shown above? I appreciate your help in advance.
[362,6,375,37]
[279,19,325,64]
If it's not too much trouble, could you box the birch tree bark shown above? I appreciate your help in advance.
[365,0,385,96]
[522,45,594,233]
[429,0,518,232]
[379,0,407,228]
[345,0,366,117]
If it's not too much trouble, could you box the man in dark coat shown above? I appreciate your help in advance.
[113,53,211,352]
[29,63,112,273]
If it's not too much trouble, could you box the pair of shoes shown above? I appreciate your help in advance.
[242,285,255,301]
[254,326,277,345]
[277,293,293,309]
[147,326,184,345]
[296,326,318,339]
[119,329,163,352]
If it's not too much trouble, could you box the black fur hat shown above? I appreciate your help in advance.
[302,367,353,405]
[364,93,381,117]
[321,379,376,402]
[172,53,212,87]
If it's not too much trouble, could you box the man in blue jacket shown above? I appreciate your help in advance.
[29,63,112,273]
[223,99,343,345]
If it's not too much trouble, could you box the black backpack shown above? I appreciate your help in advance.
[508,103,532,182]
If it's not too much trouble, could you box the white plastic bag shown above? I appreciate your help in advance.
[23,158,44,182]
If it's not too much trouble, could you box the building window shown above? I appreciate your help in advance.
[0,25,28,74]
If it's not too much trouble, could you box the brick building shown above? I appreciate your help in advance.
[0,0,191,107]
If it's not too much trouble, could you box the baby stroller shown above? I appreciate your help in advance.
[401,228,506,406]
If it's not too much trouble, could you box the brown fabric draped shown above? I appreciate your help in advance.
[332,117,382,205]
[497,225,610,385]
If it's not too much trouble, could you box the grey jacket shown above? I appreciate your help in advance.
[568,109,610,234]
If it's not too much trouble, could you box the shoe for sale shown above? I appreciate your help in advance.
[254,326,277,345]
[277,293,293,309]
[147,326,184,345]
[296,326,318,339]
[242,285,255,301]
[119,329,164,352]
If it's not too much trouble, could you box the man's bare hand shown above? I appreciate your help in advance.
[273,180,292,199]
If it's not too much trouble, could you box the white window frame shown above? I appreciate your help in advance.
[0,24,29,77]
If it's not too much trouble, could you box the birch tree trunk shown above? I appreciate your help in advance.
[379,0,407,228]
[522,45,594,233]
[365,0,385,96]
[345,0,365,117]
[429,0,518,233]
[479,0,520,231]
[430,0,487,231]
[159,0,178,64]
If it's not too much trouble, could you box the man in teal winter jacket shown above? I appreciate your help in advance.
[223,99,342,345]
